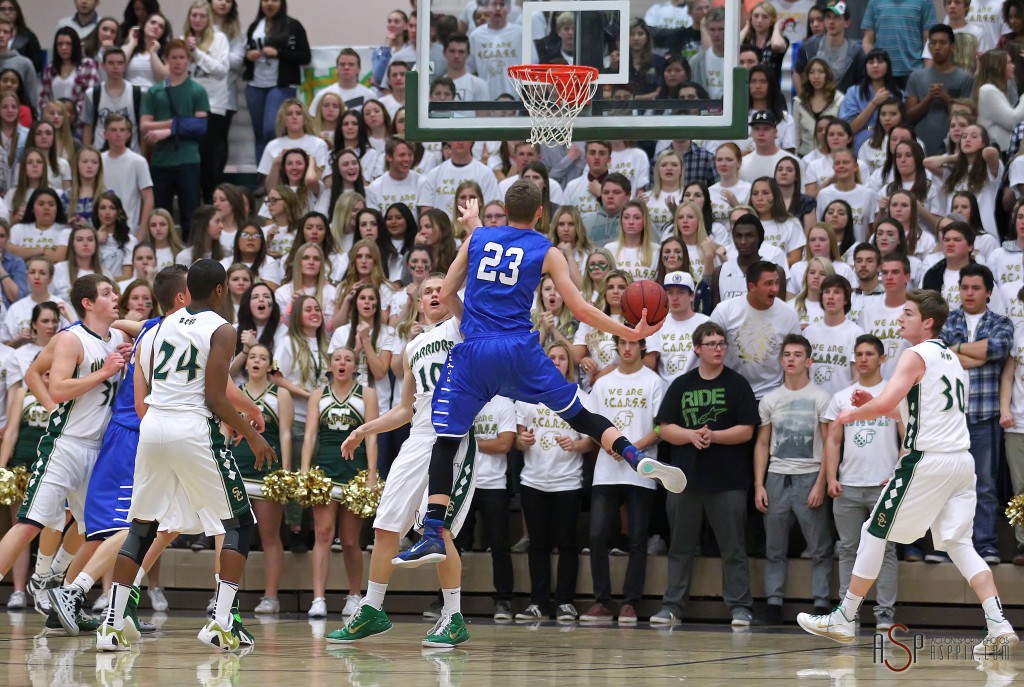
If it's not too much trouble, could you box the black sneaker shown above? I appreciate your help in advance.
[494,600,513,621]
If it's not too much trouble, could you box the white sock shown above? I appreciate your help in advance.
[983,596,1007,629]
[106,583,132,630]
[363,581,387,611]
[839,591,863,620]
[213,579,238,629]
[71,572,94,595]
[442,587,461,616]
[34,553,53,577]
[50,546,74,576]
[133,568,145,587]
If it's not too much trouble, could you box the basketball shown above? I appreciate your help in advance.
[622,280,669,327]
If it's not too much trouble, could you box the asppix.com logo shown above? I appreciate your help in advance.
[873,625,1012,671]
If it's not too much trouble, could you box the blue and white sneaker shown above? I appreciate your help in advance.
[392,518,447,568]
[623,447,686,493]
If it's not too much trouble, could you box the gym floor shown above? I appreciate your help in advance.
[0,612,1015,686]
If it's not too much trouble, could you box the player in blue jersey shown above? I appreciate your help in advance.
[396,180,686,567]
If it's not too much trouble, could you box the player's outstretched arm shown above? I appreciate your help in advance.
[440,241,469,322]
[341,352,415,459]
[544,247,663,341]
[207,324,275,470]
[836,350,925,425]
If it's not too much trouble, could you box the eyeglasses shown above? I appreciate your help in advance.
[484,213,506,220]
[587,262,609,272]
[240,232,261,239]
[697,341,728,350]
[267,197,282,204]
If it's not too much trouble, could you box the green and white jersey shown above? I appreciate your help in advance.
[48,323,123,443]
[902,339,971,453]
[405,317,461,435]
[138,307,227,418]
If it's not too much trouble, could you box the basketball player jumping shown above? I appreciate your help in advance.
[396,181,686,575]
[798,290,1018,655]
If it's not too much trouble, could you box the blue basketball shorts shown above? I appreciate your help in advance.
[431,333,582,437]
[84,421,139,541]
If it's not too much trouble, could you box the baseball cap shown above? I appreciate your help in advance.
[749,110,777,127]
[663,271,695,291]
[826,1,848,16]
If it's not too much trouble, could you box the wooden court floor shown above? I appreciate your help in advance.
[0,611,1017,686]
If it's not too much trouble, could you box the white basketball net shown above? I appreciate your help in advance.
[508,66,599,148]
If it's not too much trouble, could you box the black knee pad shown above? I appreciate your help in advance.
[119,520,159,566]
[562,407,615,441]
[222,512,255,557]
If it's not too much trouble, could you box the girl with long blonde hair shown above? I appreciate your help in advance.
[581,248,616,304]
[673,200,725,282]
[276,242,337,329]
[646,149,683,235]
[548,205,590,289]
[606,200,659,281]
[142,208,184,269]
[334,239,399,328]
[794,255,834,327]
[787,223,857,297]
[64,146,105,221]
[532,274,578,354]
[329,190,364,255]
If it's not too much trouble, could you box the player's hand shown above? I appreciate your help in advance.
[518,428,535,447]
[101,351,126,377]
[555,434,574,452]
[115,341,133,364]
[807,481,825,508]
[827,478,843,498]
[629,309,665,339]
[250,433,276,472]
[457,197,480,231]
[850,389,874,407]
[341,428,364,459]
[754,485,768,512]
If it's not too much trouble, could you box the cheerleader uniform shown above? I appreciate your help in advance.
[235,383,284,496]
[314,383,367,490]
[10,391,48,470]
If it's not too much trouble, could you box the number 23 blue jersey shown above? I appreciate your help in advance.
[462,226,551,339]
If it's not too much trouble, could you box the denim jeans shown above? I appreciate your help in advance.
[969,418,1001,555]
[588,484,654,606]
[245,84,296,164]
[151,163,201,240]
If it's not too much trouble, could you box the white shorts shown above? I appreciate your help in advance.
[18,435,100,532]
[158,484,228,537]
[129,410,252,526]
[373,430,477,538]
[866,449,976,547]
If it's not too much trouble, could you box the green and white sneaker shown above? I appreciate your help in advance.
[422,612,469,649]
[232,601,255,647]
[326,604,393,643]
[76,612,101,633]
[96,622,131,652]
[123,587,142,641]
[197,619,241,652]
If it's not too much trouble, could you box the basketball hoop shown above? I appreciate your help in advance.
[507,64,599,148]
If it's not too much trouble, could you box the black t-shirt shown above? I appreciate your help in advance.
[655,365,758,492]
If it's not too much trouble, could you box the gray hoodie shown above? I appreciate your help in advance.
[0,50,38,117]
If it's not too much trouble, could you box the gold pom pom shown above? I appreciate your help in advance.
[1007,494,1024,528]
[295,468,334,507]
[0,468,21,506]
[11,466,28,501]
[339,469,384,519]
[261,469,298,505]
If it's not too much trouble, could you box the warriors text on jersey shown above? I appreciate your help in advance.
[406,317,462,434]
[48,323,124,444]
[138,307,228,417]
[902,339,971,453]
